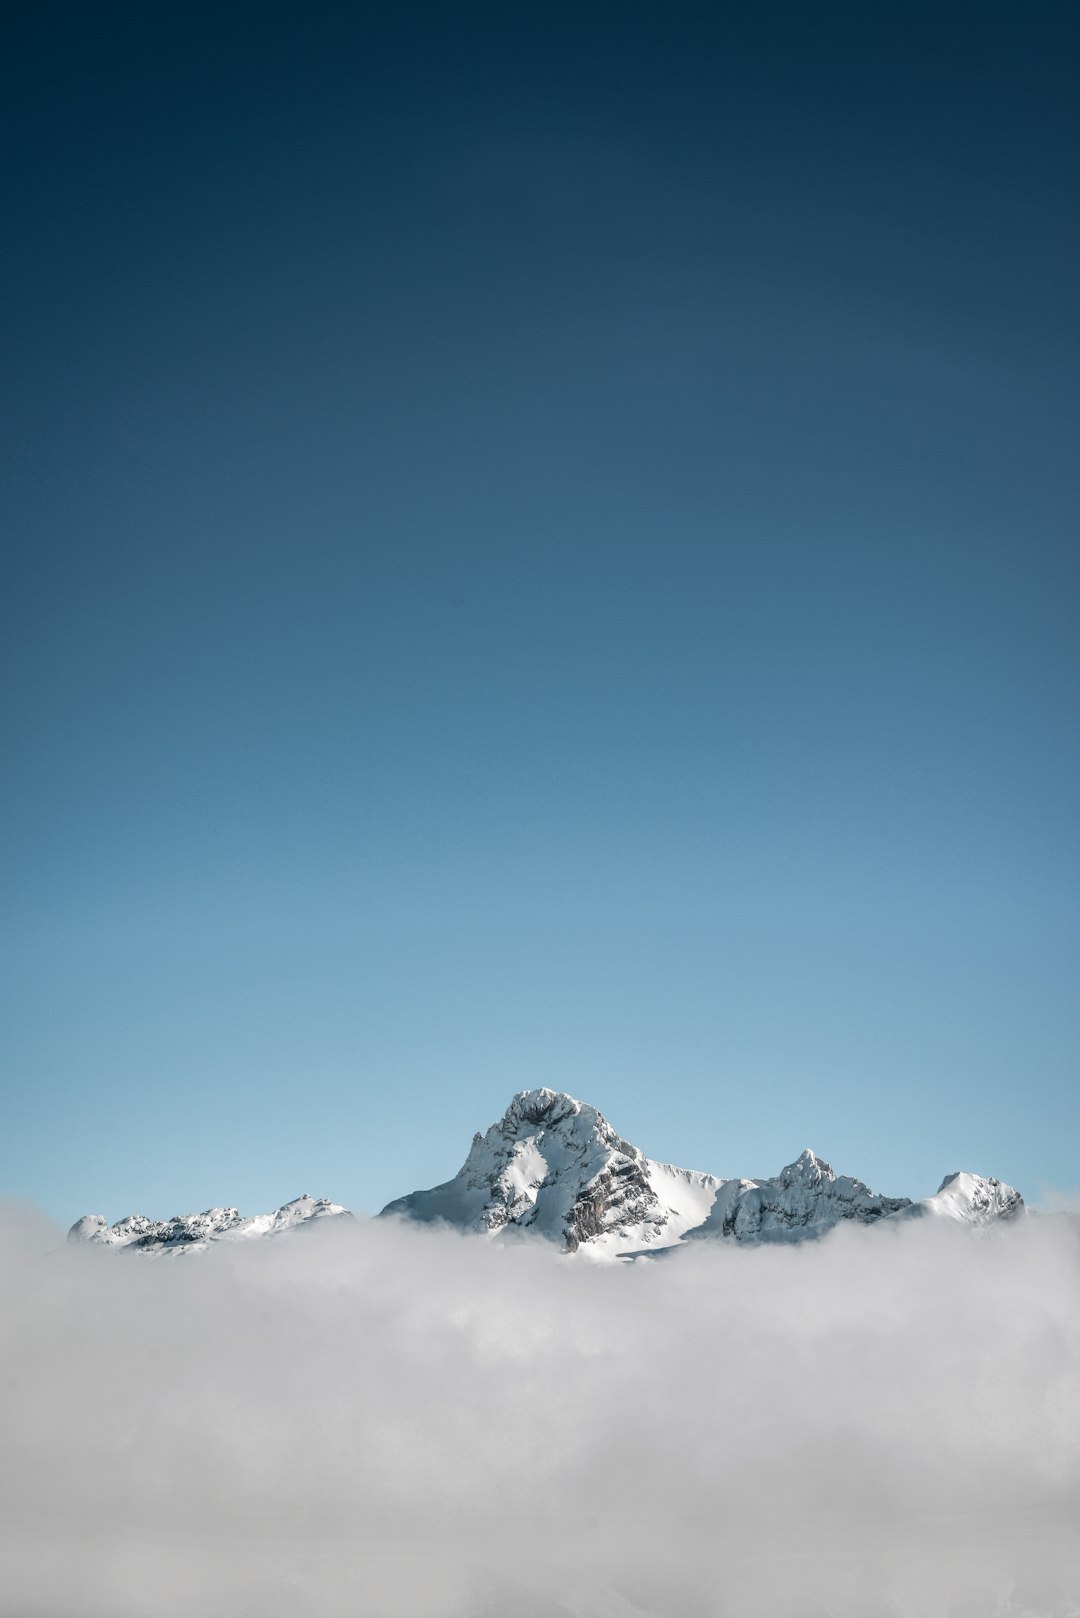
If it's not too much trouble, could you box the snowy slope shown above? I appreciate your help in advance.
[69,1089,1025,1257]
[684,1148,913,1244]
[382,1091,1024,1252]
[68,1194,350,1253]
[889,1171,1025,1226]
[381,1088,723,1256]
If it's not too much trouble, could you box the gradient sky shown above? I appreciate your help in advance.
[2,1,1077,1227]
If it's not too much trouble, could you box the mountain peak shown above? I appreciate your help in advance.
[382,1089,713,1254]
[688,1150,910,1244]
[500,1088,585,1132]
[68,1195,349,1252]
[778,1148,835,1187]
[492,1089,638,1160]
[69,1091,1027,1260]
[904,1171,1025,1224]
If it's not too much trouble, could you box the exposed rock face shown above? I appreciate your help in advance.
[67,1195,349,1253]
[687,1149,913,1244]
[381,1092,1024,1252]
[69,1089,1026,1259]
[381,1088,722,1256]
[893,1171,1025,1226]
[566,1155,654,1250]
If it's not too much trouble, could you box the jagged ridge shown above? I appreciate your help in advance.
[378,1089,1024,1254]
[685,1148,913,1244]
[69,1089,1025,1257]
[380,1087,723,1255]
[69,1194,350,1253]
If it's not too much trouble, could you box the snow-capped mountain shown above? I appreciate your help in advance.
[381,1088,722,1256]
[893,1170,1025,1225]
[68,1088,1025,1257]
[684,1147,913,1244]
[379,1088,1024,1252]
[68,1194,349,1253]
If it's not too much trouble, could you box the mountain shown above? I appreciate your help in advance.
[379,1089,1024,1252]
[893,1170,1025,1225]
[380,1088,722,1256]
[683,1147,913,1244]
[68,1194,350,1253]
[67,1088,1025,1257]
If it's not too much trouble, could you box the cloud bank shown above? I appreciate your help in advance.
[1,1208,1078,1617]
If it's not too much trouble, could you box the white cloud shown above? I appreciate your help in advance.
[0,1207,1078,1617]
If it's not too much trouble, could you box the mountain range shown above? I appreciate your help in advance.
[68,1087,1024,1256]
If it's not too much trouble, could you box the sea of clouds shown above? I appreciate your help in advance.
[1,1206,1078,1618]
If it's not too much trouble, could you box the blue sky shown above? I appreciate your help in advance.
[2,2,1077,1225]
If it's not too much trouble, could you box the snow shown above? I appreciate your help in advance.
[68,1195,350,1253]
[890,1171,1024,1226]
[379,1089,1025,1254]
[381,1087,723,1257]
[686,1148,914,1245]
[380,1091,1025,1254]
[69,1088,1025,1258]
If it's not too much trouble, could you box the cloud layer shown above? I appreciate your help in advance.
[1,1208,1078,1617]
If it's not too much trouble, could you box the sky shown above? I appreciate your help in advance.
[1,1,1077,1227]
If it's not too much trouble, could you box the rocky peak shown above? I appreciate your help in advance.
[503,1088,578,1130]
[469,1089,640,1169]
[690,1152,912,1244]
[383,1089,714,1255]
[67,1196,348,1253]
[69,1090,1027,1261]
[896,1171,1025,1225]
[778,1148,835,1188]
